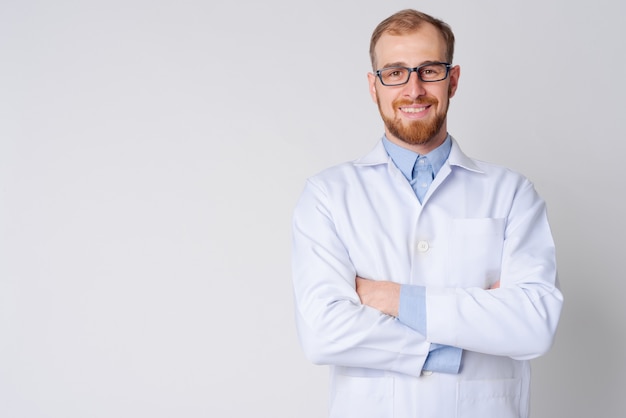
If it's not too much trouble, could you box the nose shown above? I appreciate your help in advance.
[403,70,426,99]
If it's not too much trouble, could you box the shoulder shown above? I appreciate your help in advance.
[302,161,363,201]
[473,158,529,181]
[449,138,532,187]
[306,140,389,188]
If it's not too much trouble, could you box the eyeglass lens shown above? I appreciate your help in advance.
[379,64,449,86]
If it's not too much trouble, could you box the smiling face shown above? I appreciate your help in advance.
[368,23,460,154]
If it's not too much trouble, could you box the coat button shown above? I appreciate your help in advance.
[417,241,430,252]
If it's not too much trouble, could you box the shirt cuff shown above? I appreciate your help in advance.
[423,344,463,374]
[399,284,462,374]
[398,284,426,334]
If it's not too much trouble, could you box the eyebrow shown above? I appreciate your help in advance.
[379,60,444,69]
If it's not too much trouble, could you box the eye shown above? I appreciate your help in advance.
[381,68,407,81]
[418,64,448,81]
[419,66,438,76]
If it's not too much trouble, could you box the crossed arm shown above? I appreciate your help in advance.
[293,177,562,372]
[356,277,501,317]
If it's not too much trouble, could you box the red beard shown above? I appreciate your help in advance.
[378,95,448,146]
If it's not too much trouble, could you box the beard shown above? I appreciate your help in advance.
[377,94,449,146]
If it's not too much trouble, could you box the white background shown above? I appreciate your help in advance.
[1,0,624,417]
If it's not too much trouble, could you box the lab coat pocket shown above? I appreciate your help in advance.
[330,375,393,418]
[449,218,505,287]
[456,378,521,418]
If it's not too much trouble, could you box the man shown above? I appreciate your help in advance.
[291,9,563,418]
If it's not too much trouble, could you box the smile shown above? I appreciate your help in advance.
[400,106,428,113]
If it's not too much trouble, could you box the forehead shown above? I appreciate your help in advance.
[374,24,447,67]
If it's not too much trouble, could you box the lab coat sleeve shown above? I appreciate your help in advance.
[426,179,563,359]
[292,179,430,377]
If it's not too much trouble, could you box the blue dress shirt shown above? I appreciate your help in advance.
[382,135,462,374]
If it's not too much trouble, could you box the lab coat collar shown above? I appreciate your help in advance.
[355,136,484,174]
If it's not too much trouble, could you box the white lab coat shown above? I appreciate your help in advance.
[291,138,563,418]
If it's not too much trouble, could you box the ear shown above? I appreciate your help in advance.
[367,72,378,103]
[448,65,461,99]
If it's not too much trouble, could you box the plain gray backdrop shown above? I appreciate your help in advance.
[1,0,624,417]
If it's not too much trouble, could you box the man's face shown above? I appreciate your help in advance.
[368,24,460,153]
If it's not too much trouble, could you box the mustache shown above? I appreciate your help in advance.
[393,97,438,107]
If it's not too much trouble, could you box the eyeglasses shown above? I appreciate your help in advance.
[375,62,452,86]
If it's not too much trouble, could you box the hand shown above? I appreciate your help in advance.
[355,276,400,317]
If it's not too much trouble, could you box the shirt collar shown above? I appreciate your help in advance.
[354,135,482,174]
[382,135,452,181]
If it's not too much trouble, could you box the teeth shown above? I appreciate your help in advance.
[401,107,427,113]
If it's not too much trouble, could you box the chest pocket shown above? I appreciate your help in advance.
[448,218,505,288]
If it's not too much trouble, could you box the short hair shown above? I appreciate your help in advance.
[369,9,455,70]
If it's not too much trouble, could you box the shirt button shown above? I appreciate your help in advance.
[417,241,429,252]
[421,370,433,376]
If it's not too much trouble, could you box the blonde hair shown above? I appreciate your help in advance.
[369,9,455,70]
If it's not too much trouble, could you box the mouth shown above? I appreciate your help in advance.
[398,104,431,118]
[399,105,429,114]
